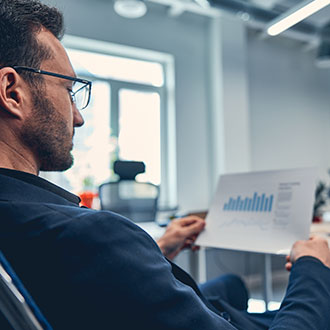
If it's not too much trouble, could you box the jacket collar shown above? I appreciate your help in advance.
[0,168,80,206]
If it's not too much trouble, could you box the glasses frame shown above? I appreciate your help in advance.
[5,66,92,110]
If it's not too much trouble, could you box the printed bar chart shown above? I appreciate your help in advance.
[223,193,274,212]
[196,168,316,254]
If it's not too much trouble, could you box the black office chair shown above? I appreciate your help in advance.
[99,160,159,222]
[0,251,52,330]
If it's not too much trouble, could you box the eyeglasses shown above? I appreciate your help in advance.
[10,66,92,110]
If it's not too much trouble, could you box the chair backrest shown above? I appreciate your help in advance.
[0,251,52,330]
[99,181,159,222]
[114,160,145,180]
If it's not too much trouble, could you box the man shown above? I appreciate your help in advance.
[0,0,329,329]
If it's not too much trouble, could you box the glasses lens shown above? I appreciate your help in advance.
[73,82,91,110]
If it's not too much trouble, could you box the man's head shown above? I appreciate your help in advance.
[0,0,86,173]
[0,0,64,84]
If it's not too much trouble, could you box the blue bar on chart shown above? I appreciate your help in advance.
[223,193,274,213]
[236,196,241,211]
[247,198,252,211]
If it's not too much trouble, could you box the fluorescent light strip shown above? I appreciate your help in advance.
[267,0,330,36]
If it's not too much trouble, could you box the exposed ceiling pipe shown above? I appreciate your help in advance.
[320,21,330,42]
[146,0,323,45]
[209,0,320,43]
[147,0,220,17]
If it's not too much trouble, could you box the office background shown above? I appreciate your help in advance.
[40,0,330,309]
[41,0,330,214]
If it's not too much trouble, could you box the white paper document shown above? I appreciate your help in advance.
[196,168,316,254]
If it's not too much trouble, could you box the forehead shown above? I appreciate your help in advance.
[36,29,75,77]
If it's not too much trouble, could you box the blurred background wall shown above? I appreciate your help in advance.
[42,0,330,213]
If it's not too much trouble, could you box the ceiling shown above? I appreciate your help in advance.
[209,0,330,42]
[242,0,330,27]
[145,0,330,45]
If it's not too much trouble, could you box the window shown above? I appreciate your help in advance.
[118,89,161,185]
[68,49,164,87]
[63,81,111,193]
[43,35,177,208]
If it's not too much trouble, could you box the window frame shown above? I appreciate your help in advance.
[63,35,177,209]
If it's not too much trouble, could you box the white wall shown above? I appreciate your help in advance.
[42,0,330,211]
[247,32,330,180]
[207,16,251,196]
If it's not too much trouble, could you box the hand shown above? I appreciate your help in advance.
[157,216,206,260]
[285,236,330,271]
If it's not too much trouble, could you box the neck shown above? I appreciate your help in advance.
[0,140,39,175]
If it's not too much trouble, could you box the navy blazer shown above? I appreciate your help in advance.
[1,169,330,330]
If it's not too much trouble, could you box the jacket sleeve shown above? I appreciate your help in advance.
[43,208,238,330]
[269,256,330,330]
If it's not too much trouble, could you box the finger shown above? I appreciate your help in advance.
[286,255,290,262]
[285,262,292,272]
[178,216,205,227]
[309,235,329,247]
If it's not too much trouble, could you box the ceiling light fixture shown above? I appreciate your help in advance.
[114,0,147,19]
[267,0,330,36]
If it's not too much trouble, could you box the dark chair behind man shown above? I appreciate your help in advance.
[99,160,159,222]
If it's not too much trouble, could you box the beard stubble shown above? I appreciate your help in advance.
[20,87,74,172]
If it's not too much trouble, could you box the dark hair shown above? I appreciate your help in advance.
[0,0,64,84]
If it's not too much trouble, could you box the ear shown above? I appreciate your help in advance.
[0,67,28,120]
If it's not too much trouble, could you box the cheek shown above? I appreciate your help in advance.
[59,96,74,124]
[47,86,71,115]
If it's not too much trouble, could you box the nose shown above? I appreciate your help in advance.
[73,104,84,127]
